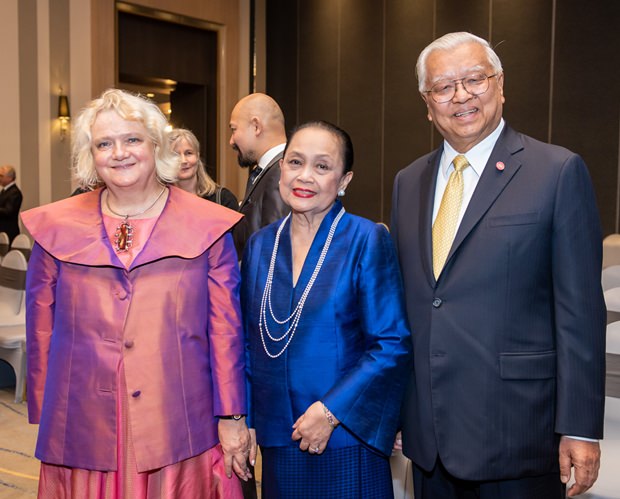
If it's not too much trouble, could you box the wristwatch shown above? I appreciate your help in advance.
[219,414,244,420]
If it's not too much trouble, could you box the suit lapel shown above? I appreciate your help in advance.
[419,149,442,287]
[446,127,524,266]
[240,153,283,207]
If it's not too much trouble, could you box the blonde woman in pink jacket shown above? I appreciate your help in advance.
[22,89,252,499]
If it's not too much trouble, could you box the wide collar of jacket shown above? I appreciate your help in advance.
[420,124,525,286]
[21,185,243,269]
[240,152,283,207]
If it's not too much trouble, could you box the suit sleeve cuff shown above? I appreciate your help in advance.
[564,435,598,443]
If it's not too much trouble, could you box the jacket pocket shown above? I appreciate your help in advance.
[488,212,539,227]
[499,350,556,379]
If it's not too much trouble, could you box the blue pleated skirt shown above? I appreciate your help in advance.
[260,444,393,499]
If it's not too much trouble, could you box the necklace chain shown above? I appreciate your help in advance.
[259,207,345,358]
[105,187,166,253]
[105,186,167,220]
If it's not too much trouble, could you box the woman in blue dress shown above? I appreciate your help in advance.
[241,121,413,498]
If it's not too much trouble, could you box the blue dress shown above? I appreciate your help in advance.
[241,200,413,498]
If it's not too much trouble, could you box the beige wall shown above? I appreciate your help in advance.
[92,0,250,198]
[3,0,250,210]
[0,1,21,193]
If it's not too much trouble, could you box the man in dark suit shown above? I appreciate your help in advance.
[391,32,606,498]
[228,93,289,498]
[229,93,289,257]
[0,165,23,242]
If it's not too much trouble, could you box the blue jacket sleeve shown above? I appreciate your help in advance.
[321,223,413,456]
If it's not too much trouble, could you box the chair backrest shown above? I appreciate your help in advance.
[0,232,9,258]
[602,265,620,292]
[607,321,620,398]
[603,234,620,269]
[10,234,32,261]
[0,250,28,314]
[11,234,32,249]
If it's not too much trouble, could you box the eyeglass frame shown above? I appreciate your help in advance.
[423,73,500,103]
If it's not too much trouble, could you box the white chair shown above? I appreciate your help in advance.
[608,321,620,399]
[602,265,620,292]
[603,234,620,269]
[583,322,620,497]
[0,250,28,326]
[11,233,32,261]
[0,231,9,259]
[0,250,28,403]
[0,326,26,403]
[604,287,620,314]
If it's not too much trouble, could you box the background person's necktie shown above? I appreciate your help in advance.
[245,165,262,193]
[432,154,470,279]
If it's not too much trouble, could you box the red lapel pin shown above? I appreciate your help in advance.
[496,161,505,171]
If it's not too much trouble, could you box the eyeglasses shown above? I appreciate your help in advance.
[425,73,498,103]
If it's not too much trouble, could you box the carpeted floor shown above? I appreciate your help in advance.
[2,383,618,499]
[0,386,264,499]
[0,388,39,498]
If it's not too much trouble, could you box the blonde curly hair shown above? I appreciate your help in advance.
[72,88,180,190]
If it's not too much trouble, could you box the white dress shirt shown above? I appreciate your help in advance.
[258,143,286,170]
[432,119,505,226]
[250,143,286,185]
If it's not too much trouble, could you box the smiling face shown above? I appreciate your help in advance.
[279,126,353,222]
[422,42,505,153]
[173,137,199,181]
[91,110,158,191]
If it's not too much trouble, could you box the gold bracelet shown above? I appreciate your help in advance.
[321,402,337,429]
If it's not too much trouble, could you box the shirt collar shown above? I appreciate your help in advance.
[440,119,505,179]
[258,143,286,169]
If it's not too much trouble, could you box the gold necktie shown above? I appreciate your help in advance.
[432,154,470,279]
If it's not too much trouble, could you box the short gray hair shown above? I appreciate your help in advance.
[416,32,503,92]
[72,88,179,189]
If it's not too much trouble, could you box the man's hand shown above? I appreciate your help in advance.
[249,428,257,467]
[559,436,601,496]
[218,418,252,481]
[393,431,403,452]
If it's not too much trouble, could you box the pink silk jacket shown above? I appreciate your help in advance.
[21,186,245,472]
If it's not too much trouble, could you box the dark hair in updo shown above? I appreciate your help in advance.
[284,120,354,173]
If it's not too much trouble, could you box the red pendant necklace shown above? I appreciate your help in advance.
[105,187,167,252]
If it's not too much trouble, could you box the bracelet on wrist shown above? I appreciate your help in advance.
[321,402,338,429]
[219,414,244,420]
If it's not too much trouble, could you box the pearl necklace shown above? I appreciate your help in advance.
[259,206,346,358]
[105,187,167,252]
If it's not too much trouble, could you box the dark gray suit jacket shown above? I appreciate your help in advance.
[0,183,23,242]
[391,125,606,481]
[233,153,289,257]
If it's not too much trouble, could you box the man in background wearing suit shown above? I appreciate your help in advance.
[0,165,23,242]
[228,92,289,499]
[229,93,289,257]
[391,32,606,498]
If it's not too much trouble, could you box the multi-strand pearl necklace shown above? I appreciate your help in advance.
[259,207,346,358]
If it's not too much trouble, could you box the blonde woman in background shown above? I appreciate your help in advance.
[171,128,239,210]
